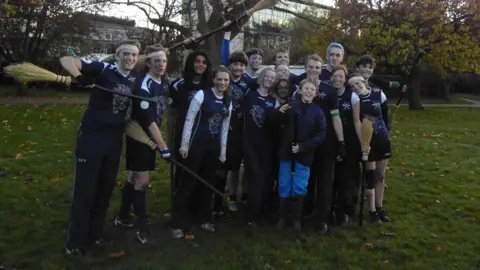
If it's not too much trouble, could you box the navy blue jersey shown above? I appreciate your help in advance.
[170,79,203,118]
[231,74,255,115]
[131,74,170,134]
[80,60,140,131]
[338,87,360,129]
[359,88,389,141]
[242,89,280,145]
[319,65,332,81]
[181,88,232,148]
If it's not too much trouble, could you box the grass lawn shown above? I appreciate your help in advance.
[0,105,480,270]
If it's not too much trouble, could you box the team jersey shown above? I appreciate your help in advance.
[169,79,203,119]
[131,73,170,135]
[181,88,232,154]
[231,74,256,116]
[319,65,332,81]
[359,88,389,140]
[242,89,280,145]
[338,88,360,129]
[80,60,140,131]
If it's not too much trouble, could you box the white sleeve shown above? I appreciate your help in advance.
[351,92,360,105]
[381,91,387,103]
[220,102,233,159]
[180,91,204,151]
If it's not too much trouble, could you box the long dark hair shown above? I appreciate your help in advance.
[212,66,232,117]
[183,50,212,91]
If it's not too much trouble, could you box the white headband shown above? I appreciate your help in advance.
[348,75,364,85]
[146,51,166,58]
[116,44,139,54]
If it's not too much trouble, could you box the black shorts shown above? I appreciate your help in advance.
[368,139,392,162]
[125,136,157,171]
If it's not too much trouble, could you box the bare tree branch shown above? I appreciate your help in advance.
[283,0,335,10]
[273,6,327,26]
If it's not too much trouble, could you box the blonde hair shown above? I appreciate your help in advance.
[305,54,323,66]
[299,78,318,92]
[256,66,276,88]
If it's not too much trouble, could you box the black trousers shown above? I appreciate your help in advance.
[171,140,220,230]
[66,127,123,250]
[244,142,273,224]
[333,155,361,217]
[304,148,336,224]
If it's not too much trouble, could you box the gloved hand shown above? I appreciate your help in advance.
[75,75,95,86]
[158,148,172,160]
[336,141,346,161]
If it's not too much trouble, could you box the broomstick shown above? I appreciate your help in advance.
[358,118,373,227]
[168,0,278,51]
[124,120,225,197]
[4,62,158,103]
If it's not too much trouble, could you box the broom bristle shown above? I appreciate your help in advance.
[246,0,277,16]
[125,120,157,150]
[5,62,72,86]
[360,119,373,149]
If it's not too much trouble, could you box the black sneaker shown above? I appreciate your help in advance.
[113,216,134,228]
[369,211,382,224]
[376,208,392,222]
[315,223,328,236]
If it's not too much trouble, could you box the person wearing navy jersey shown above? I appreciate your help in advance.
[112,44,171,244]
[245,48,263,79]
[348,72,392,224]
[214,46,253,215]
[169,51,212,194]
[60,40,141,256]
[331,65,363,225]
[170,66,232,239]
[274,78,327,232]
[292,54,345,235]
[242,66,280,230]
[319,42,345,81]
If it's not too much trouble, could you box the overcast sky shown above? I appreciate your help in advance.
[102,0,335,28]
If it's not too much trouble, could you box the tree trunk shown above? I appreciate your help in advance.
[442,79,451,102]
[407,76,424,110]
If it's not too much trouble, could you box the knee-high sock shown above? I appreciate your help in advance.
[365,169,376,212]
[118,182,134,220]
[132,190,147,232]
[375,177,385,208]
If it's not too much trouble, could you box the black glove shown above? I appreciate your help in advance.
[75,75,95,86]
[158,148,172,161]
[336,141,346,161]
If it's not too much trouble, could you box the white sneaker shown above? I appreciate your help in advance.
[228,201,238,212]
[171,228,184,239]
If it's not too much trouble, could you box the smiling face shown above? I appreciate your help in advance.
[262,70,276,88]
[306,59,322,80]
[331,69,346,89]
[230,62,246,79]
[357,63,374,80]
[214,71,230,92]
[276,80,289,98]
[275,65,289,78]
[116,50,138,71]
[328,47,343,67]
[275,52,289,66]
[249,54,263,70]
[349,77,369,96]
[146,51,167,76]
[194,55,207,74]
[301,81,316,103]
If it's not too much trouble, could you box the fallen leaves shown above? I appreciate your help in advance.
[109,250,125,259]
[15,153,24,160]
[435,244,444,253]
[470,217,476,223]
[401,161,408,166]
[50,177,60,184]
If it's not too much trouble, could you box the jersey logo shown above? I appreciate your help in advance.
[372,101,381,109]
[342,102,351,111]
[140,100,149,110]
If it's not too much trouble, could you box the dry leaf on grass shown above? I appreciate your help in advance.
[50,178,60,184]
[109,250,125,259]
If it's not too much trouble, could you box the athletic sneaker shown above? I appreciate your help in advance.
[171,229,184,239]
[369,211,382,224]
[136,231,148,244]
[201,223,216,233]
[113,216,134,228]
[228,201,238,212]
[376,208,392,222]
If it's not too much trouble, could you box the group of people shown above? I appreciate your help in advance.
[59,27,399,257]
